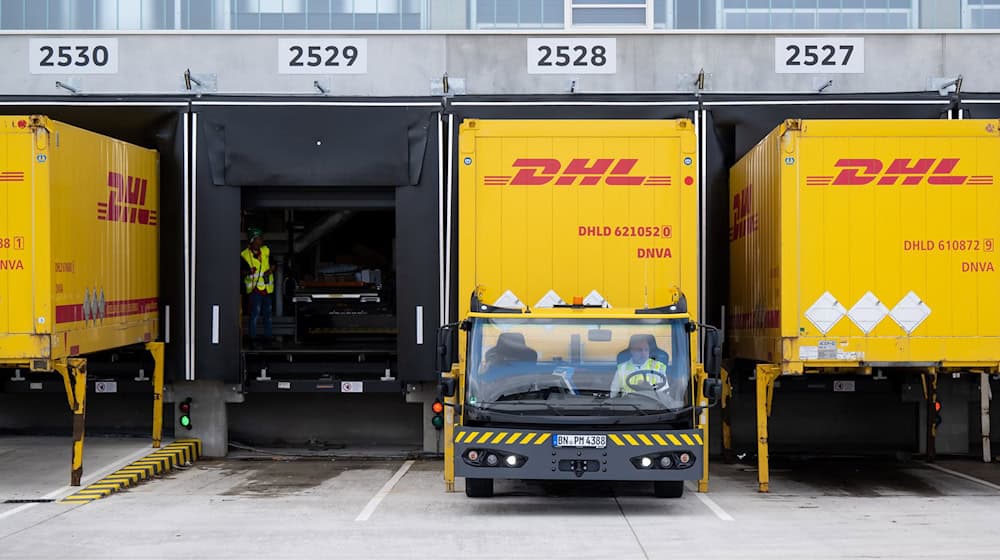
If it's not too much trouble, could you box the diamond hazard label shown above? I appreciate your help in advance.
[805,291,846,335]
[890,291,931,334]
[847,291,889,334]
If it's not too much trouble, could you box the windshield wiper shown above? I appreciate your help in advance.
[477,399,565,416]
[591,398,650,415]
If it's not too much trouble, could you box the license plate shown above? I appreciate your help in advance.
[554,434,607,448]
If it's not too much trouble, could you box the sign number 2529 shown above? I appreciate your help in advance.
[277,38,367,74]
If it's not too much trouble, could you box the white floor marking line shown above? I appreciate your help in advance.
[925,463,1000,492]
[355,460,415,522]
[0,442,162,521]
[685,482,734,521]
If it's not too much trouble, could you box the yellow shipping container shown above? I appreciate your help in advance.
[458,119,699,316]
[730,119,1000,371]
[728,118,1000,492]
[0,115,159,369]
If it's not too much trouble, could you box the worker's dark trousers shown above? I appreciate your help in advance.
[248,292,273,338]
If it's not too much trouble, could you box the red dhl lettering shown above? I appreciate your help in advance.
[0,170,25,182]
[97,171,157,226]
[963,262,995,272]
[55,297,158,324]
[730,183,759,241]
[806,158,995,187]
[0,259,25,270]
[729,309,781,329]
[637,248,672,258]
[484,158,673,187]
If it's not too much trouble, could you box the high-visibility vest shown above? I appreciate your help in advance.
[240,246,274,294]
[615,358,668,394]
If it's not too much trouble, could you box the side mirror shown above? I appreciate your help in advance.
[704,329,722,378]
[436,324,458,373]
[440,377,457,398]
[702,378,722,401]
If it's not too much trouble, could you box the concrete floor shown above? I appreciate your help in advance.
[1,436,999,559]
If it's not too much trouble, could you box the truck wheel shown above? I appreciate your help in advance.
[653,481,684,498]
[465,478,494,498]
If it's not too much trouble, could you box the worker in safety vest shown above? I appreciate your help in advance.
[240,227,276,340]
[611,334,668,397]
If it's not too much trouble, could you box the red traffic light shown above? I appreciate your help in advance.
[431,400,444,414]
[934,401,942,412]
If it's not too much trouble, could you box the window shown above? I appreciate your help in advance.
[472,0,654,29]
[965,0,1000,28]
[0,0,177,30]
[719,0,916,29]
[472,0,564,28]
[570,0,650,27]
[234,0,424,30]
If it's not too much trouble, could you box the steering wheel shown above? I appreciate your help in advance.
[624,369,668,392]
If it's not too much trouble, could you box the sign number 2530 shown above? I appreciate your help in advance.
[29,38,118,74]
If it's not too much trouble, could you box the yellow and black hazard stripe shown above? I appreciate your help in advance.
[454,430,704,447]
[61,439,201,504]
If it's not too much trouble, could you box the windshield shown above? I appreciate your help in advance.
[465,317,691,420]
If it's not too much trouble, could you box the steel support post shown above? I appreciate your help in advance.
[755,364,781,493]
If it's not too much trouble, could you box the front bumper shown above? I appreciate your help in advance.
[453,427,704,481]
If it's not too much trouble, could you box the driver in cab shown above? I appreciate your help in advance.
[611,335,668,397]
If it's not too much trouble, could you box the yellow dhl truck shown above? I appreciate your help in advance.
[0,115,162,484]
[728,119,1000,491]
[438,119,722,498]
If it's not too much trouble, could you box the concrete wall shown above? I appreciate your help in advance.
[0,33,996,97]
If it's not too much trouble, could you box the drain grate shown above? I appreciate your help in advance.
[4,499,56,504]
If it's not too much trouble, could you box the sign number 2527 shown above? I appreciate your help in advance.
[774,38,864,74]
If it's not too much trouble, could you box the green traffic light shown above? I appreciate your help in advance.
[180,415,192,429]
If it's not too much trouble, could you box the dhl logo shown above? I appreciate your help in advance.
[484,158,675,187]
[97,171,157,226]
[807,158,994,186]
[0,171,25,182]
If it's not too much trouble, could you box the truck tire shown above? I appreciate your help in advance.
[465,478,494,498]
[653,481,684,498]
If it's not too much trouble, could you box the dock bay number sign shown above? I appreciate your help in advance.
[527,38,616,74]
[774,37,864,74]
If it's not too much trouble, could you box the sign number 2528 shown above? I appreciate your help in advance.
[527,38,616,74]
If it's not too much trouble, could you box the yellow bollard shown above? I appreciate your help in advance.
[54,358,89,486]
